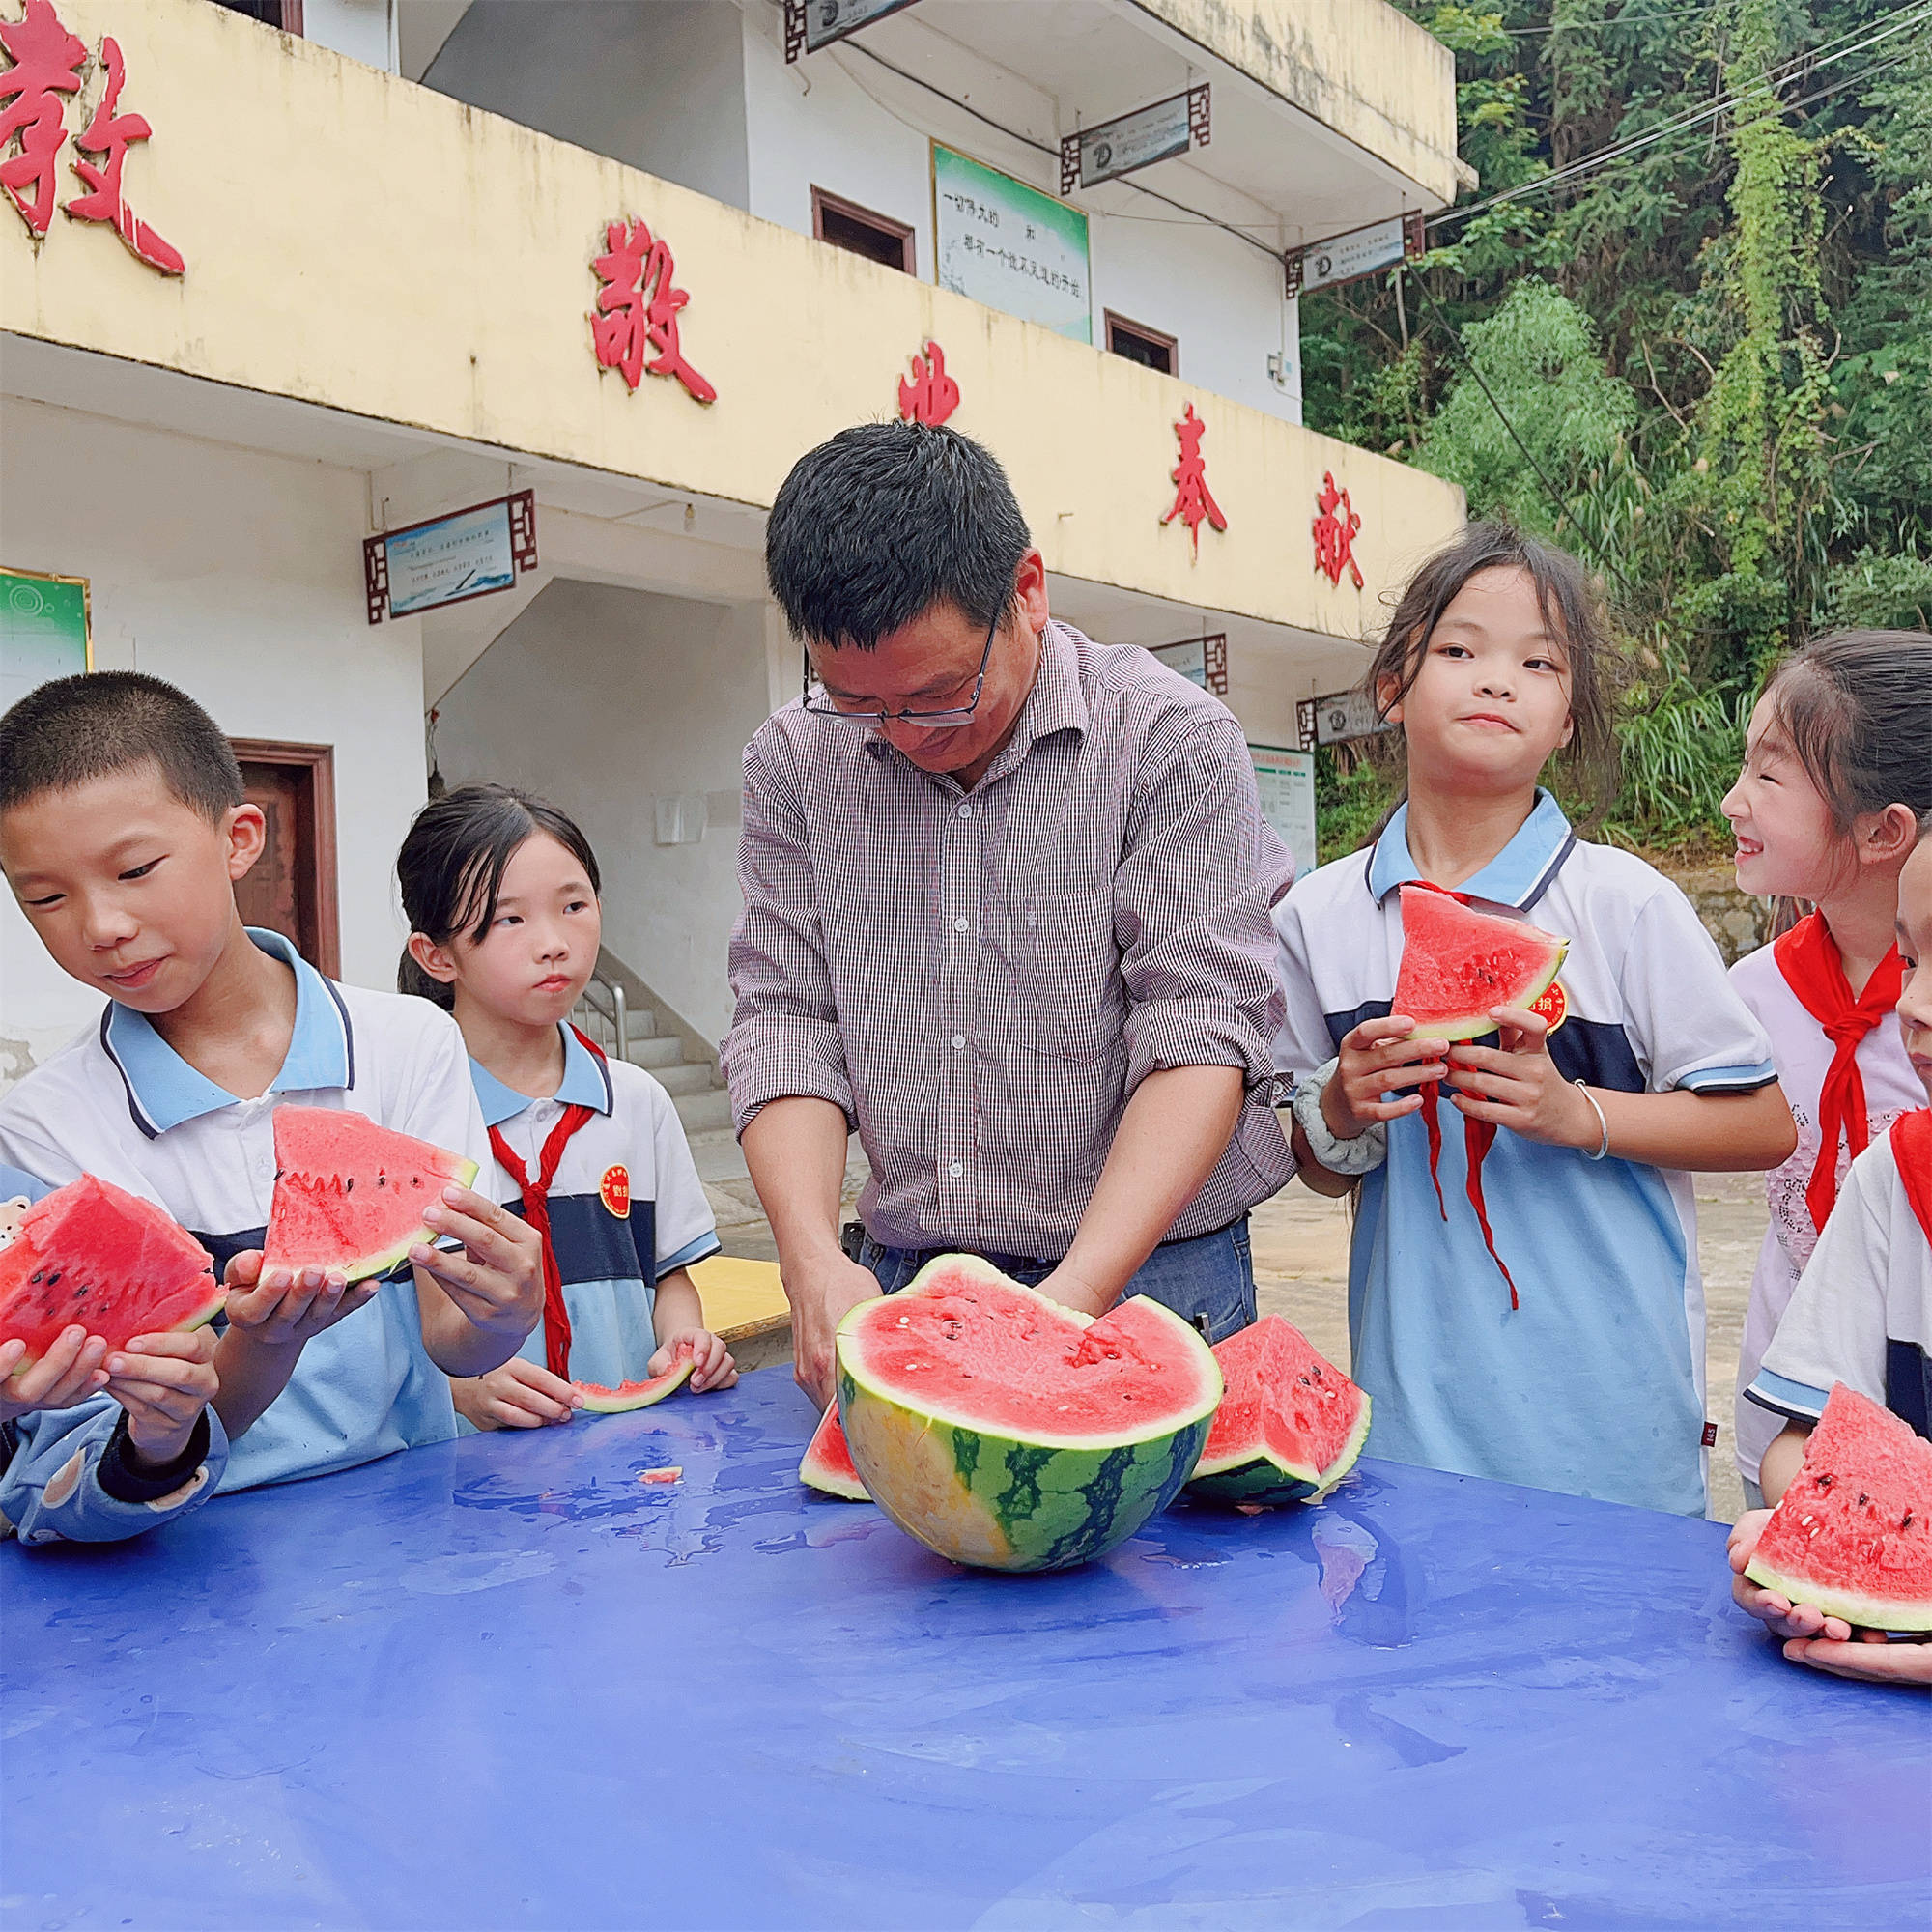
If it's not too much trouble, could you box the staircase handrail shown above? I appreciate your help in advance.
[575,969,629,1063]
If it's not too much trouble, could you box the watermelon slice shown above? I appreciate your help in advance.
[1186,1316,1370,1507]
[800,1403,869,1500]
[836,1256,1222,1573]
[0,1176,222,1372]
[264,1107,478,1282]
[573,1356,694,1414]
[1392,883,1569,1040]
[1745,1383,1932,1632]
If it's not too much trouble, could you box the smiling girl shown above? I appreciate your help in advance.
[1721,633,1932,1506]
[396,784,733,1431]
[1275,524,1795,1515]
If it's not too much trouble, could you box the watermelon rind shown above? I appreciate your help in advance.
[1739,1556,1932,1634]
[1188,1397,1372,1507]
[800,1404,871,1500]
[573,1356,694,1414]
[836,1258,1222,1574]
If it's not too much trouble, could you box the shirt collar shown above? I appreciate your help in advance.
[469,1023,613,1128]
[101,927,354,1139]
[1366,789,1577,911]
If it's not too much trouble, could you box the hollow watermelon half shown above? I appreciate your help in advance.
[0,1176,222,1372]
[836,1256,1222,1574]
[1745,1382,1932,1632]
[800,1403,870,1500]
[1392,883,1569,1041]
[264,1106,478,1282]
[1186,1315,1371,1507]
[573,1356,694,1414]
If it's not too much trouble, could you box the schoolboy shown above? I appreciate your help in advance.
[0,673,543,1492]
[1728,831,1932,1687]
[0,1161,227,1541]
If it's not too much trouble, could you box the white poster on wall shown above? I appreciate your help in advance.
[1249,744,1319,882]
[933,144,1092,343]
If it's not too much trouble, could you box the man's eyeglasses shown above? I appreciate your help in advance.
[801,614,998,731]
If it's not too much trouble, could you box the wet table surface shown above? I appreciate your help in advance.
[5,1370,1926,1931]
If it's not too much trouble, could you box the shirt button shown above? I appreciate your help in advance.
[951,1035,966,1050]
[957,803,972,819]
[948,1161,964,1178]
[952,916,970,934]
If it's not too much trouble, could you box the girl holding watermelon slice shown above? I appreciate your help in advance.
[1276,525,1798,1518]
[1719,632,1932,1510]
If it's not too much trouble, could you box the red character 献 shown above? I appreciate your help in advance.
[590,216,716,405]
[1313,470,1364,589]
[0,0,85,239]
[63,35,182,274]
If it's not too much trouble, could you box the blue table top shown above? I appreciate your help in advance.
[5,1370,1926,1931]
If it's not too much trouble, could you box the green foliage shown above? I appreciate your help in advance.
[1301,0,1928,860]
[1314,746,1398,866]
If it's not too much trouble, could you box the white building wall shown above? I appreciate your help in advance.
[0,400,429,1084]
[303,0,399,73]
[430,579,768,1048]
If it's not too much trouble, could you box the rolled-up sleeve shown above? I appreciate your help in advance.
[1115,717,1293,1099]
[3,1397,229,1545]
[721,732,857,1136]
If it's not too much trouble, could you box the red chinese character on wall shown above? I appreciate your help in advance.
[897,340,958,427]
[1160,404,1227,557]
[1313,470,1364,589]
[63,36,181,274]
[590,216,717,405]
[0,0,85,239]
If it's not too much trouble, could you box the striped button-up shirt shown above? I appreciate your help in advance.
[723,620,1294,1261]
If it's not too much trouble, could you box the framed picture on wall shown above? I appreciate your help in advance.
[1,566,91,715]
[932,143,1092,343]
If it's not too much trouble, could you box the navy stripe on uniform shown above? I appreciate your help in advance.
[501,1194,660,1289]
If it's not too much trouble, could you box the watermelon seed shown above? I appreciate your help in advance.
[345,1178,355,1191]
[1902,1513,1916,1530]
[1858,1492,1870,1507]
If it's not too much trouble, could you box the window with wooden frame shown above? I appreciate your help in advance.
[1105,311,1178,377]
[208,0,303,29]
[230,739,339,979]
[811,188,916,276]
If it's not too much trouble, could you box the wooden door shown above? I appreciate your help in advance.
[231,739,339,979]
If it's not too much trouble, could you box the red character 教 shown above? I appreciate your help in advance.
[591,216,717,405]
[0,0,85,238]
[63,35,182,274]
[1313,470,1364,589]
[1160,404,1227,557]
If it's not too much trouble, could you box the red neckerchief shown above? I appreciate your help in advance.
[486,1025,608,1380]
[1893,1110,1932,1251]
[1407,881,1520,1310]
[1774,912,1905,1235]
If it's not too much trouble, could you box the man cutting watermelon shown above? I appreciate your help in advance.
[724,423,1294,1406]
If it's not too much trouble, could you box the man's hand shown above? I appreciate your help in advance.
[785,1251,882,1410]
[652,1329,737,1394]
[1322,1015,1447,1139]
[104,1327,219,1470]
[1444,1006,1601,1151]
[452,1356,582,1430]
[412,1186,544,1360]
[0,1328,109,1424]
[221,1251,375,1349]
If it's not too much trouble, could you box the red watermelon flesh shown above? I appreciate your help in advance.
[0,1176,222,1372]
[1745,1383,1932,1632]
[1392,883,1569,1041]
[1187,1316,1371,1506]
[573,1356,694,1414]
[264,1106,478,1282]
[800,1403,869,1500]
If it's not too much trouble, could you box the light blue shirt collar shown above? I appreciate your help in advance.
[469,1024,612,1129]
[101,927,353,1139]
[1366,789,1576,912]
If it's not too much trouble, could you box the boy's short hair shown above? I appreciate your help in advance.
[0,671,244,825]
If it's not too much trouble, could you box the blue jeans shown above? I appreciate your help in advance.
[855,1215,1257,1343]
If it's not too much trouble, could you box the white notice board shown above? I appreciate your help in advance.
[933,144,1092,342]
[1249,744,1318,882]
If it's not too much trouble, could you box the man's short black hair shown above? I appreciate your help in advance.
[766,421,1033,649]
[0,671,244,825]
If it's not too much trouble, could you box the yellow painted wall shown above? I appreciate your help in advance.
[1133,0,1462,209]
[0,0,1463,639]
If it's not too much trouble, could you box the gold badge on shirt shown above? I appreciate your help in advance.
[600,1164,632,1219]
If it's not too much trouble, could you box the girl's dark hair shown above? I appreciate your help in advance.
[395,783,601,1009]
[1359,521,1622,814]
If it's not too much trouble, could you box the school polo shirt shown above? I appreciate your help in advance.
[1747,1126,1931,1440]
[473,1025,719,1391]
[0,929,494,1492]
[1273,792,1779,1515]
